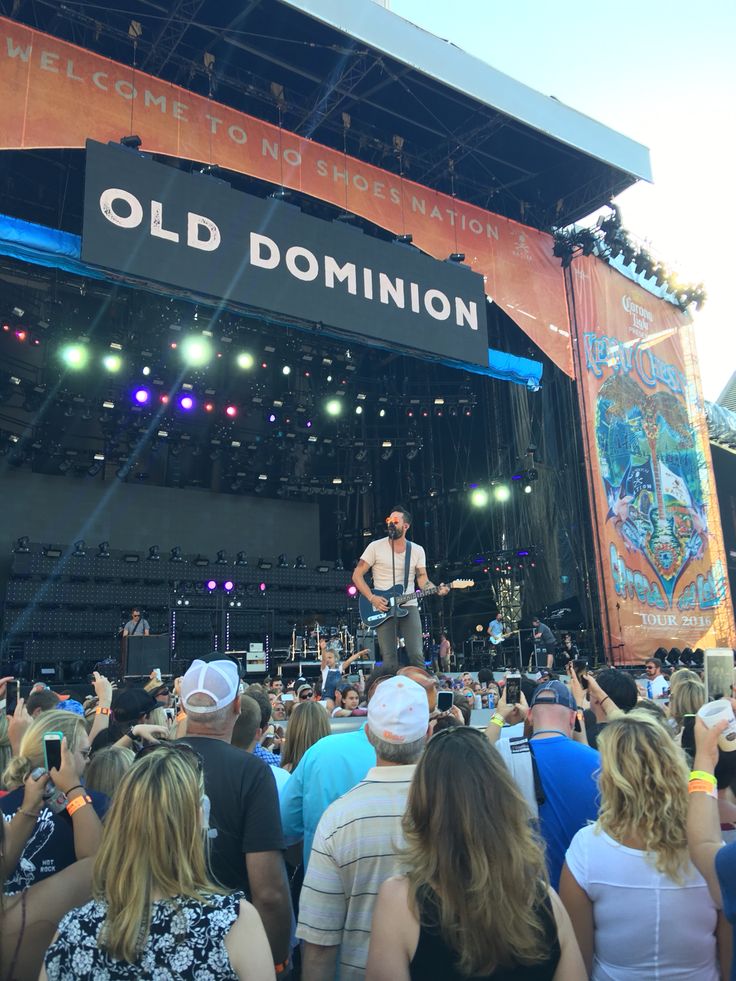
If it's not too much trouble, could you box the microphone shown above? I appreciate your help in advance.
[387,522,399,539]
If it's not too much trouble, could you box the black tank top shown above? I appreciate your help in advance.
[409,890,561,981]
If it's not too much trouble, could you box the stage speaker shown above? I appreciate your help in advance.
[125,635,170,676]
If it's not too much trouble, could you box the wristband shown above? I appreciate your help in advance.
[490,713,504,728]
[688,780,718,799]
[690,770,717,786]
[95,706,111,716]
[66,794,92,816]
[65,784,85,797]
[600,695,610,705]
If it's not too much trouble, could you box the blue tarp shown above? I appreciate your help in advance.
[0,213,543,390]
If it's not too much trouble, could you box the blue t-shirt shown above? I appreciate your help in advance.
[280,725,375,866]
[716,842,736,980]
[529,735,600,890]
[1,785,109,895]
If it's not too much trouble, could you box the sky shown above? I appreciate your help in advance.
[388,0,735,401]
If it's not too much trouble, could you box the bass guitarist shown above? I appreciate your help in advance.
[352,506,449,668]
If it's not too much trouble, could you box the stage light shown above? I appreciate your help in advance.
[13,536,31,553]
[102,354,122,373]
[178,394,195,411]
[379,408,386,418]
[15,329,26,342]
[315,564,330,574]
[206,579,217,591]
[223,580,234,591]
[524,484,532,494]
[204,402,214,412]
[470,488,489,508]
[447,253,465,263]
[60,343,88,369]
[225,405,238,418]
[120,133,142,149]
[72,540,86,556]
[236,352,254,370]
[335,558,344,571]
[282,365,291,376]
[142,365,151,376]
[216,549,228,564]
[268,413,276,423]
[395,234,413,245]
[325,399,342,417]
[294,555,306,569]
[258,558,272,570]
[170,546,183,561]
[133,387,151,405]
[347,584,358,597]
[493,484,511,502]
[259,582,267,592]
[235,551,248,566]
[355,405,363,415]
[181,335,212,366]
[148,545,160,560]
[278,553,289,567]
[97,541,110,557]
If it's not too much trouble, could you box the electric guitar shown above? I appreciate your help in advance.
[489,628,518,645]
[359,579,474,629]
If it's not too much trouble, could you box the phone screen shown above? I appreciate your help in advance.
[505,676,521,705]
[437,690,453,713]
[281,693,295,702]
[43,732,63,772]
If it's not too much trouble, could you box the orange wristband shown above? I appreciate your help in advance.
[66,794,92,816]
[95,706,111,716]
[688,780,717,799]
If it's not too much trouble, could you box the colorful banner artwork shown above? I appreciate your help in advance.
[571,257,735,663]
[0,16,573,376]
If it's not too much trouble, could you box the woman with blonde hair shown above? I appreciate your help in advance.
[42,743,275,980]
[1,709,105,894]
[366,727,585,980]
[560,710,725,979]
[279,700,330,774]
[83,746,135,799]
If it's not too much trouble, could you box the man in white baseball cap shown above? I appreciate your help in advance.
[298,675,430,981]
[178,657,291,970]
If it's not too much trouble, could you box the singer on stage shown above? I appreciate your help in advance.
[352,506,448,668]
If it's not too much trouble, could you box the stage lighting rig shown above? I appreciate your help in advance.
[235,551,248,566]
[278,553,289,568]
[97,541,111,557]
[170,546,183,562]
[72,540,86,557]
[148,545,160,560]
[294,555,306,569]
[13,536,30,553]
[216,550,228,564]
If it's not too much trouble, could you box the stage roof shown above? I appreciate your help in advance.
[7,0,650,231]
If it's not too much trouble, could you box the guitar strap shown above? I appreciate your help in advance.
[403,542,412,594]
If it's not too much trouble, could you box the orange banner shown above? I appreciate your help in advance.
[0,17,572,376]
[571,257,735,663]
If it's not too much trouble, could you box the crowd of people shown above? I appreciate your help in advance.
[1,648,736,979]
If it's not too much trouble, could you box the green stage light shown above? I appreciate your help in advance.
[493,484,511,502]
[325,398,342,417]
[470,488,489,508]
[102,353,122,373]
[236,352,255,370]
[181,335,212,367]
[60,343,88,369]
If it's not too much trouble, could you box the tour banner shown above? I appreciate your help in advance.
[0,16,572,376]
[571,256,735,663]
[81,140,490,368]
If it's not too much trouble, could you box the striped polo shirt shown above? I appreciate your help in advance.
[296,764,415,980]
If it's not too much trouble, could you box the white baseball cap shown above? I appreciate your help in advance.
[367,675,429,744]
[181,659,239,714]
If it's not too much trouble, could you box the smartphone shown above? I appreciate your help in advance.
[43,731,63,772]
[572,659,590,690]
[153,667,162,683]
[348,674,360,684]
[281,693,295,702]
[705,650,733,701]
[437,690,453,713]
[505,673,521,705]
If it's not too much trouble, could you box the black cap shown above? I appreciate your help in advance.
[112,687,159,722]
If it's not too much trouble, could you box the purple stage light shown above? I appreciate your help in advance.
[347,584,358,597]
[259,582,266,592]
[133,388,150,405]
[206,579,217,591]
[268,413,276,423]
[223,580,234,591]
[179,394,195,411]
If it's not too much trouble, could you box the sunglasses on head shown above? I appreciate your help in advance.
[136,742,204,772]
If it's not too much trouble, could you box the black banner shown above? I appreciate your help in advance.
[81,141,489,367]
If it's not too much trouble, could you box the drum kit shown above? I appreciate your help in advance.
[289,616,357,661]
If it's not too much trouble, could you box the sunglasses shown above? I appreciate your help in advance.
[299,692,313,699]
[136,742,204,772]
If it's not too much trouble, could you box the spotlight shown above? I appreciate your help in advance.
[43,545,63,558]
[395,234,413,245]
[236,352,254,370]
[215,549,228,564]
[258,558,272,570]
[447,253,465,263]
[282,365,291,376]
[206,579,217,591]
[148,545,160,560]
[133,387,151,405]
[204,402,214,412]
[470,488,489,508]
[72,539,86,556]
[325,399,342,417]
[97,541,111,557]
[278,553,289,567]
[493,484,511,502]
[170,546,183,561]
[524,484,532,494]
[60,343,89,369]
[13,536,31,553]
[102,354,122,373]
[181,335,212,367]
[294,555,306,569]
[259,582,267,592]
[347,584,358,597]
[235,551,248,566]
[178,394,195,411]
[315,563,330,574]
[120,134,142,149]
[335,558,344,571]
[225,405,238,418]
[223,580,234,591]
